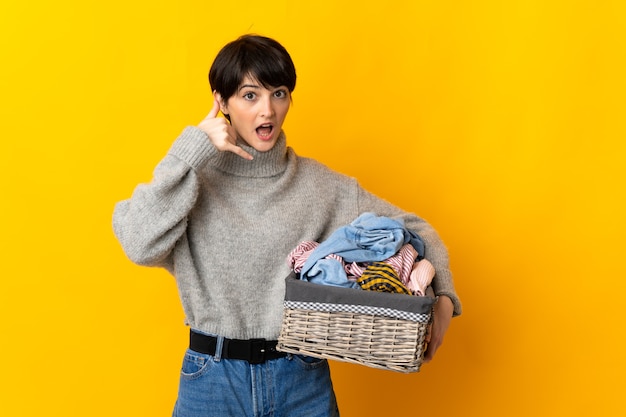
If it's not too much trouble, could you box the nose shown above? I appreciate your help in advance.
[259,95,275,118]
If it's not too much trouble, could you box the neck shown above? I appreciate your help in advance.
[210,131,289,177]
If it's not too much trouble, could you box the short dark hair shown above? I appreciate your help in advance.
[209,35,297,100]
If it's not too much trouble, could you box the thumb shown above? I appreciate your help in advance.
[206,96,220,119]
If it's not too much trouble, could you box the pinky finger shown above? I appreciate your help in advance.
[227,144,254,160]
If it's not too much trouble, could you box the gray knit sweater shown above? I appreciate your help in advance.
[113,126,461,340]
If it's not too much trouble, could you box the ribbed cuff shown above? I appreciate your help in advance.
[167,126,216,170]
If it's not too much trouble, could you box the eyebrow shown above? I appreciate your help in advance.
[238,84,262,91]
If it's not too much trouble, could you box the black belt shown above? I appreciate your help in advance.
[189,330,287,364]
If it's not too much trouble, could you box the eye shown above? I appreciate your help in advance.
[243,92,256,100]
[274,89,288,99]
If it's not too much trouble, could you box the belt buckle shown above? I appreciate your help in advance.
[248,339,267,364]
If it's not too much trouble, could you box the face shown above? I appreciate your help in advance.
[218,75,291,153]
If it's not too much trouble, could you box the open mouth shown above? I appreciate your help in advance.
[256,123,274,140]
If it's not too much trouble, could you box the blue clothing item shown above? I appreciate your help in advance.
[300,213,425,286]
[305,258,361,289]
[172,342,340,417]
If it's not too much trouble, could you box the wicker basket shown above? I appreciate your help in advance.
[276,274,435,373]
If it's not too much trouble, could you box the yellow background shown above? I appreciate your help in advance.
[1,0,625,415]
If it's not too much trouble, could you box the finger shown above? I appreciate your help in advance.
[423,345,435,363]
[425,323,432,343]
[224,142,254,161]
[206,96,220,119]
[423,337,440,363]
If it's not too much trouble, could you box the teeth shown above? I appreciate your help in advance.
[257,125,273,138]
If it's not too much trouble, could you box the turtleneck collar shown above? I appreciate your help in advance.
[208,131,289,178]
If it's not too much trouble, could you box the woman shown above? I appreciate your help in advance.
[113,34,461,417]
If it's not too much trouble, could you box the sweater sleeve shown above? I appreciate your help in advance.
[112,127,216,267]
[356,186,462,316]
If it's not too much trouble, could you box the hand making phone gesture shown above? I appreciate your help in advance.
[197,96,253,160]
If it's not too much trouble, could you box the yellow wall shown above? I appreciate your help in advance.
[1,0,625,415]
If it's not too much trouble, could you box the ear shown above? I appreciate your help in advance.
[213,91,229,115]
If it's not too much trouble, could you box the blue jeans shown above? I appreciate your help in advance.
[172,347,340,417]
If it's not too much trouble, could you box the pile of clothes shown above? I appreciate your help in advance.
[287,213,435,296]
